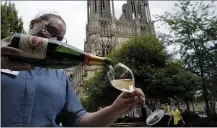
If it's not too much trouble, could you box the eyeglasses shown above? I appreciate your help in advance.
[37,20,67,43]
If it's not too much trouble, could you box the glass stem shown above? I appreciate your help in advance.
[141,97,152,116]
[143,104,152,116]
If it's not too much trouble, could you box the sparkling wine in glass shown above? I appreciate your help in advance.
[107,63,164,126]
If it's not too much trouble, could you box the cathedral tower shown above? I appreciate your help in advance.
[65,0,155,97]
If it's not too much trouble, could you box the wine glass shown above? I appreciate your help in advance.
[107,63,164,126]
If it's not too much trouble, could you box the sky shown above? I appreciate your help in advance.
[11,1,177,51]
[10,1,215,52]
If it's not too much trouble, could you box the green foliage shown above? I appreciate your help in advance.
[147,60,200,103]
[156,1,217,76]
[109,35,169,99]
[81,69,120,112]
[109,35,167,69]
[156,1,217,116]
[1,1,25,39]
[82,35,168,111]
[109,35,168,90]
[81,35,200,111]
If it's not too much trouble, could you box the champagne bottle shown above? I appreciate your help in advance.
[7,34,112,69]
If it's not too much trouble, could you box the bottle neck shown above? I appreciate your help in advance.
[84,53,110,66]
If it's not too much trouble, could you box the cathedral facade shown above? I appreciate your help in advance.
[64,0,155,98]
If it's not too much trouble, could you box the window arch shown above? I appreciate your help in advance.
[102,43,106,57]
[106,40,112,56]
[70,73,73,79]
[100,39,113,57]
[141,26,145,34]
[101,40,106,57]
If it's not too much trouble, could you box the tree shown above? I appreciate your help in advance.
[81,35,200,114]
[81,69,120,112]
[171,63,201,113]
[110,35,168,91]
[81,35,168,112]
[1,1,25,39]
[156,1,217,117]
[148,60,200,113]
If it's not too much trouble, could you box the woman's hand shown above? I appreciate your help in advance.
[1,37,34,71]
[110,88,145,116]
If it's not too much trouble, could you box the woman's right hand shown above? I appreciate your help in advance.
[1,37,34,71]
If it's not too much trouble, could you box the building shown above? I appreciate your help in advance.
[64,0,155,118]
[65,2,155,116]
[65,0,155,99]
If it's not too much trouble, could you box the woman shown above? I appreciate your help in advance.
[1,13,145,127]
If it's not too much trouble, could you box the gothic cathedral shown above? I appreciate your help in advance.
[65,0,155,97]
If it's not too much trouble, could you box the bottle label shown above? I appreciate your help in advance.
[19,34,48,59]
